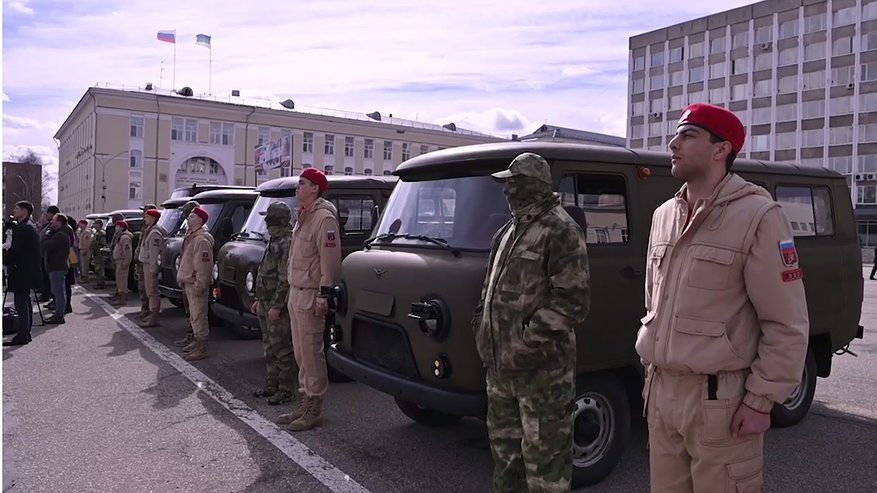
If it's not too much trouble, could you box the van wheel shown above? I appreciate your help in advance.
[168,298,184,308]
[771,348,817,428]
[395,398,463,426]
[571,374,631,488]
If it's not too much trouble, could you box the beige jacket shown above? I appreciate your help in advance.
[177,226,214,291]
[635,173,809,413]
[138,225,167,272]
[287,198,342,297]
[78,228,94,252]
[112,230,133,264]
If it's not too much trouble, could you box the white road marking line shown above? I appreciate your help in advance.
[77,287,370,493]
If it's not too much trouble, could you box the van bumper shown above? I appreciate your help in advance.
[159,284,183,301]
[326,348,487,418]
[211,301,260,329]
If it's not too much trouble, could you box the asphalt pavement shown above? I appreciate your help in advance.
[3,270,876,493]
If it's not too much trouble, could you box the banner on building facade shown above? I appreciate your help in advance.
[254,135,291,172]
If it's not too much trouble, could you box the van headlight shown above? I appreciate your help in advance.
[212,262,219,281]
[245,271,255,293]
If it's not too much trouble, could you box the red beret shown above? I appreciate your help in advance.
[115,220,128,229]
[78,219,88,225]
[144,209,161,219]
[300,168,328,192]
[678,103,745,154]
[192,206,209,224]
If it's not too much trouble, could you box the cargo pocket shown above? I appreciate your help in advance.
[688,245,735,290]
[700,398,737,445]
[670,317,740,373]
[294,289,315,312]
[726,455,763,493]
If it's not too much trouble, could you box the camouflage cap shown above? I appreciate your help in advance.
[491,152,552,185]
[180,200,200,216]
[141,203,158,211]
[259,201,292,223]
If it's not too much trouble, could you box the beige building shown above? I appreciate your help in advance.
[54,86,503,218]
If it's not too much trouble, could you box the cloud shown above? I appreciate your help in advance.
[2,92,9,102]
[3,0,34,15]
[437,108,535,135]
[3,114,56,130]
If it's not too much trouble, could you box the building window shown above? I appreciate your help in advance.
[828,156,853,174]
[833,6,856,27]
[863,32,877,52]
[865,2,877,21]
[753,79,772,97]
[184,119,197,142]
[324,165,334,175]
[861,92,877,112]
[383,141,393,160]
[650,51,664,67]
[129,181,142,200]
[778,46,798,66]
[730,83,748,101]
[802,100,826,119]
[755,26,772,44]
[364,168,374,176]
[802,128,825,147]
[301,132,313,153]
[777,186,834,236]
[687,90,704,104]
[804,13,826,34]
[779,18,798,39]
[669,71,684,86]
[731,58,749,75]
[778,74,797,93]
[649,98,663,113]
[129,149,143,168]
[258,126,269,146]
[631,101,644,115]
[732,31,748,49]
[402,143,411,161]
[650,73,664,89]
[751,134,770,151]
[210,122,234,145]
[754,52,772,71]
[689,41,704,58]
[324,134,335,155]
[830,95,853,115]
[833,36,854,57]
[130,115,144,138]
[344,137,355,157]
[776,103,797,121]
[831,66,856,86]
[829,126,853,145]
[630,124,644,139]
[776,132,796,149]
[649,121,663,136]
[861,123,877,143]
[343,166,354,176]
[752,107,772,125]
[668,47,684,63]
[689,66,704,83]
[861,154,877,173]
[710,36,725,54]
[558,173,630,245]
[709,62,725,79]
[420,144,430,155]
[668,94,684,110]
[632,78,644,93]
[803,42,825,61]
[802,70,826,89]
[863,62,877,82]
[364,139,374,159]
[709,87,724,104]
[858,186,877,204]
[171,117,185,141]
[633,55,645,71]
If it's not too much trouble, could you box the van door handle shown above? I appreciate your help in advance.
[620,266,644,278]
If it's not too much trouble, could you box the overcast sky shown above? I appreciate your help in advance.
[2,0,755,203]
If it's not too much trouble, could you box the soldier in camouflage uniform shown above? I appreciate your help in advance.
[173,200,200,348]
[472,152,591,493]
[250,202,298,405]
[134,204,158,318]
[91,219,107,289]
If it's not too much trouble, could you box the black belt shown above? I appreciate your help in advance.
[707,374,718,400]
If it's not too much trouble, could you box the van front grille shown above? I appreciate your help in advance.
[351,317,419,379]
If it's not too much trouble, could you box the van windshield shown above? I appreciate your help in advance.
[240,195,300,238]
[374,175,510,251]
[157,207,184,235]
[175,203,225,236]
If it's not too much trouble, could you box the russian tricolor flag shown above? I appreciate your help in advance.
[157,30,176,44]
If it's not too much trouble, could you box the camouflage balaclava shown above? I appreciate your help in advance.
[492,152,555,215]
[261,202,292,237]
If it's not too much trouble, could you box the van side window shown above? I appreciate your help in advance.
[776,186,834,237]
[334,197,377,234]
[559,174,630,244]
[230,204,252,232]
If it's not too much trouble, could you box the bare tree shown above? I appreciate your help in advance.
[13,149,55,210]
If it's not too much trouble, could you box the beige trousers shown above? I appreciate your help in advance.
[288,287,328,398]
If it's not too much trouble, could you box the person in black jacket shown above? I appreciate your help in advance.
[3,201,42,346]
[42,213,72,324]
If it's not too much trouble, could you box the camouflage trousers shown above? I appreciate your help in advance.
[92,253,105,285]
[486,365,575,493]
[256,301,298,393]
[80,252,91,282]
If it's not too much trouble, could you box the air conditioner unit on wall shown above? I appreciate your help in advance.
[855,173,865,181]
[760,42,772,50]
[652,112,662,119]
[868,173,877,182]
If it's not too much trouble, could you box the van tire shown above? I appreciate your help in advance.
[771,347,817,428]
[571,374,631,488]
[168,297,185,308]
[395,398,463,426]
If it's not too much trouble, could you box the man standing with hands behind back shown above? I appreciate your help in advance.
[637,103,809,492]
[277,168,341,432]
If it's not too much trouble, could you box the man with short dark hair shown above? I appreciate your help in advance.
[42,212,72,324]
[3,201,42,346]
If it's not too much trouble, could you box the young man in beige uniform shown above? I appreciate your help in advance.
[77,220,93,282]
[176,206,215,361]
[139,208,166,328]
[111,220,134,305]
[637,103,809,492]
[277,168,341,432]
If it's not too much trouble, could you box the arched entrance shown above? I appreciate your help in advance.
[174,156,229,188]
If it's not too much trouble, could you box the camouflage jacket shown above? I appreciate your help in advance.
[473,195,591,372]
[255,228,292,310]
[90,229,107,254]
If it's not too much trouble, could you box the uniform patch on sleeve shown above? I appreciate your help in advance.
[325,230,337,248]
[201,250,210,262]
[781,268,804,282]
[152,238,161,246]
[779,239,798,267]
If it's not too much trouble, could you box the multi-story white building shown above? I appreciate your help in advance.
[627,0,877,243]
[54,86,503,219]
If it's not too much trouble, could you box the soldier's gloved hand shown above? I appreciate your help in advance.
[268,307,281,322]
[314,297,328,318]
[251,301,259,315]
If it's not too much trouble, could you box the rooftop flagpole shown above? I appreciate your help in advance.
[157,30,177,89]
[196,34,212,95]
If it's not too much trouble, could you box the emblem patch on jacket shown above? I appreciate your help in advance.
[778,239,798,266]
[201,250,210,262]
[325,230,336,248]
[781,268,803,282]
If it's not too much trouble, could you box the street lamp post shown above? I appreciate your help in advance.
[81,147,127,212]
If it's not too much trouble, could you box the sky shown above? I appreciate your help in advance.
[1,0,756,203]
